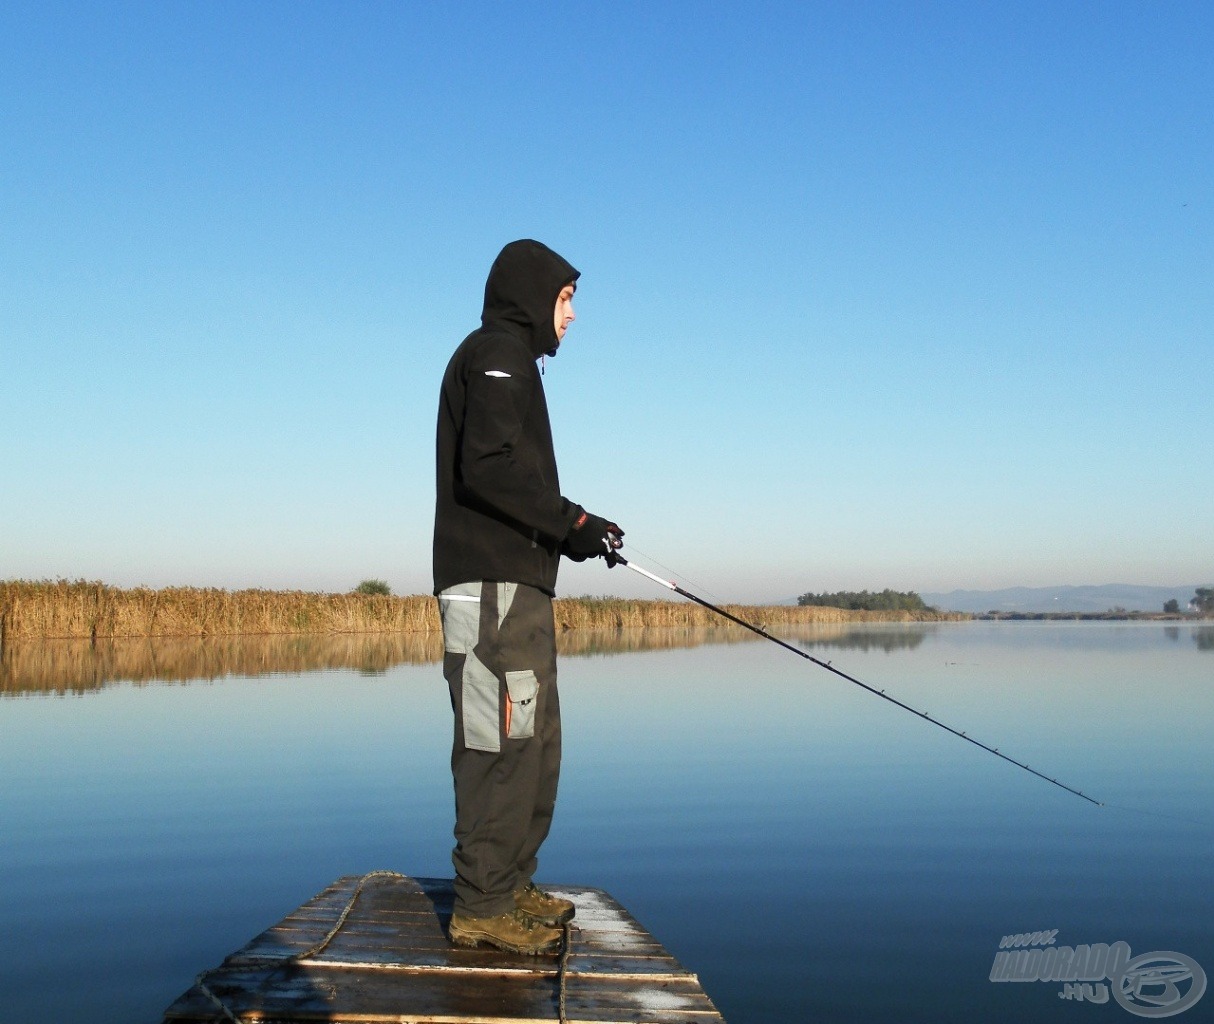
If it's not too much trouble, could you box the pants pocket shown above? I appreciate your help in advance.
[462,651,501,752]
[504,670,539,740]
[438,584,482,654]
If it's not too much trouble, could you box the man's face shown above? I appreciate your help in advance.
[553,283,576,341]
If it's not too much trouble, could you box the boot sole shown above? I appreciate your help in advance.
[449,927,561,956]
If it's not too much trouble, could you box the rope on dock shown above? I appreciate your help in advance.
[297,869,406,960]
[193,870,407,1023]
[558,919,573,1024]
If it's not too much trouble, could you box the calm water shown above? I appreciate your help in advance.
[1,622,1211,1023]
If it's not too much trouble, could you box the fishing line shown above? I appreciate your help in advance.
[617,542,727,606]
[614,553,1104,808]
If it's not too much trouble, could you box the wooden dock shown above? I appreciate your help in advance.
[162,873,726,1024]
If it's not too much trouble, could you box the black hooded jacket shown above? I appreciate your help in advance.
[433,240,582,596]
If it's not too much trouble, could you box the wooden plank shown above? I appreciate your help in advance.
[162,874,725,1024]
[165,967,725,1024]
[234,941,678,979]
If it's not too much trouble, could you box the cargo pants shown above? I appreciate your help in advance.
[437,581,561,918]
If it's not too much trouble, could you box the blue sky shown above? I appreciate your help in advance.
[2,2,1210,602]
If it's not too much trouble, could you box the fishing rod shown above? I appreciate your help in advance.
[612,553,1103,808]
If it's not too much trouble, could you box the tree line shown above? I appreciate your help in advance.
[1165,587,1214,614]
[797,588,934,612]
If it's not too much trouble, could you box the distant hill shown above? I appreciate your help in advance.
[921,584,1205,614]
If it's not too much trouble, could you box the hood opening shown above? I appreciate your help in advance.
[481,239,580,359]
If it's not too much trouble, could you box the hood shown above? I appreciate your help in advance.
[481,239,580,359]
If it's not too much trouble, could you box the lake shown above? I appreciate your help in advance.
[1,621,1210,1023]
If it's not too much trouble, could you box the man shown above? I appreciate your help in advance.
[433,239,623,955]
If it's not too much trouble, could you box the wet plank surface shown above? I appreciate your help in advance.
[162,873,726,1023]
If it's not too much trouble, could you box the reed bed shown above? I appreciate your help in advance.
[0,580,435,641]
[0,579,960,644]
[551,595,959,630]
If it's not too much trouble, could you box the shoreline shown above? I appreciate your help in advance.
[972,611,1203,622]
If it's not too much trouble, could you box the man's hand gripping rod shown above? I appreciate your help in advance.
[612,552,1102,807]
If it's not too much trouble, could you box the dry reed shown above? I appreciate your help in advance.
[0,579,960,644]
[552,595,959,630]
[0,580,436,641]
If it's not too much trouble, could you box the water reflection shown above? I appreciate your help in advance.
[1163,625,1214,651]
[6,622,1207,697]
[0,633,444,696]
[792,625,934,652]
[0,627,766,696]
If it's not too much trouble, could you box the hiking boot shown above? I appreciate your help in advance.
[449,907,562,955]
[514,881,575,926]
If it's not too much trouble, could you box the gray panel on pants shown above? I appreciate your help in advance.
[438,583,500,752]
[438,583,481,655]
[462,650,500,752]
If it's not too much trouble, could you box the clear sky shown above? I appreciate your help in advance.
[2,2,1210,603]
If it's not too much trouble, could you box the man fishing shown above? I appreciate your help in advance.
[433,239,624,955]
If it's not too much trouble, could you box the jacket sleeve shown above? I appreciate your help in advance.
[457,335,580,542]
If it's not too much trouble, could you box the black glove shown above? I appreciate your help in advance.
[563,509,624,561]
